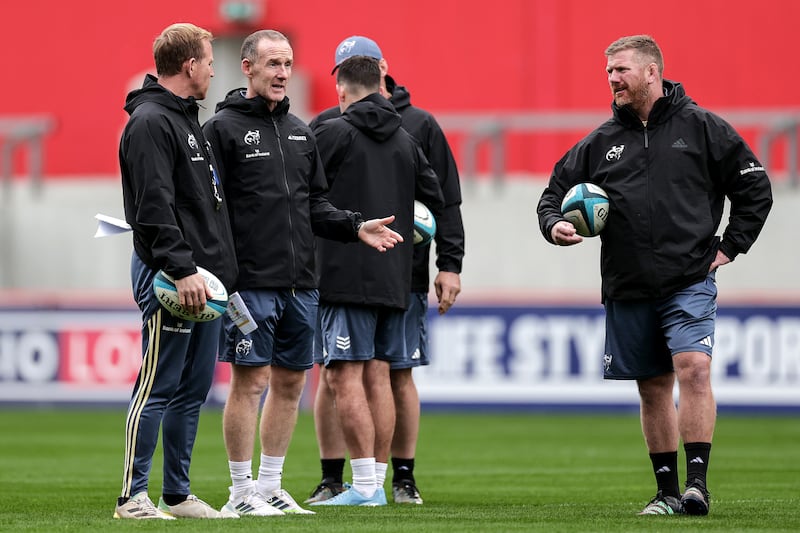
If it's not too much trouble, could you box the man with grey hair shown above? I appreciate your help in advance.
[537,34,771,516]
[203,30,402,517]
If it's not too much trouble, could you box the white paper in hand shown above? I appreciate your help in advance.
[226,291,258,334]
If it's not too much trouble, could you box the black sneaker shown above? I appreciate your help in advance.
[681,479,710,516]
[304,480,346,504]
[392,480,423,504]
[638,490,683,515]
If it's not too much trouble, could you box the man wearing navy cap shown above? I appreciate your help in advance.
[307,35,465,506]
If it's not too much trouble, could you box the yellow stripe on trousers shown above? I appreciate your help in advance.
[120,309,162,498]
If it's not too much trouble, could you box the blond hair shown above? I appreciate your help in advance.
[153,23,213,76]
[605,34,664,77]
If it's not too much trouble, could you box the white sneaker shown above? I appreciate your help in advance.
[219,488,285,517]
[157,494,226,518]
[262,488,315,514]
[113,492,175,520]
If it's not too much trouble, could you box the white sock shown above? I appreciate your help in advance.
[375,462,388,489]
[255,454,284,495]
[229,460,254,499]
[351,457,377,497]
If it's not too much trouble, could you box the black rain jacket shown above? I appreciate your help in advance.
[537,80,772,301]
[312,93,444,309]
[120,74,238,288]
[310,75,465,292]
[203,90,362,292]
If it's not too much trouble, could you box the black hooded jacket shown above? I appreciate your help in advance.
[119,74,238,288]
[537,80,773,301]
[312,92,444,309]
[310,75,464,292]
[203,90,362,292]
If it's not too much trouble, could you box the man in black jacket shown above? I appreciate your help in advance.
[537,35,772,517]
[307,35,464,506]
[202,30,402,517]
[116,23,237,520]
[308,56,443,507]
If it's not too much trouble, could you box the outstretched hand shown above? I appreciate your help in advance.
[358,215,404,252]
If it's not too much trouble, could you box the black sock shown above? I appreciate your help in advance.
[161,493,188,506]
[391,457,415,484]
[321,458,346,484]
[684,442,711,487]
[649,451,680,498]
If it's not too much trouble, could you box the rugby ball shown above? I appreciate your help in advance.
[560,183,610,237]
[413,200,437,246]
[153,266,228,322]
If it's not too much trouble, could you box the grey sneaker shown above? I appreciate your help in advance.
[304,481,346,504]
[638,490,683,515]
[681,480,710,516]
[157,495,224,518]
[113,492,175,520]
[392,481,423,504]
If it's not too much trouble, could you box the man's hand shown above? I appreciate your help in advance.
[709,250,731,272]
[174,272,209,315]
[551,220,583,246]
[358,215,404,252]
[435,271,461,315]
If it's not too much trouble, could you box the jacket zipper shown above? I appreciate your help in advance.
[272,116,297,286]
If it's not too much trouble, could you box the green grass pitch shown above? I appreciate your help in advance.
[0,408,798,531]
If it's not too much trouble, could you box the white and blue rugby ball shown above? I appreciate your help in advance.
[413,200,437,246]
[153,266,228,322]
[560,182,610,237]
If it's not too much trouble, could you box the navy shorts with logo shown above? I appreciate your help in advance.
[314,303,406,367]
[219,288,317,371]
[603,272,717,380]
[391,292,430,370]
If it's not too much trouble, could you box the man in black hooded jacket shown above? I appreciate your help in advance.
[202,30,402,517]
[307,35,464,506]
[537,34,772,517]
[308,56,443,507]
[116,23,237,520]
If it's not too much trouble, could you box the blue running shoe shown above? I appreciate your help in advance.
[309,487,386,507]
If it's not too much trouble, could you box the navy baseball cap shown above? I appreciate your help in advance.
[331,35,382,74]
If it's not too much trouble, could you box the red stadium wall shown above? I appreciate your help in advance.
[1,0,797,177]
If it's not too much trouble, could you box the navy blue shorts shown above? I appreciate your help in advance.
[219,288,317,371]
[603,272,717,380]
[391,292,430,370]
[314,303,406,367]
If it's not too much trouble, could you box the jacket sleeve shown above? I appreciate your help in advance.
[307,135,361,242]
[124,113,196,277]
[709,116,773,260]
[537,145,585,245]
[414,143,444,214]
[423,117,465,274]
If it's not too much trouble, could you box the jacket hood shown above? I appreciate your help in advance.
[124,74,197,116]
[342,92,402,142]
[385,75,411,112]
[214,88,291,117]
[612,79,694,127]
